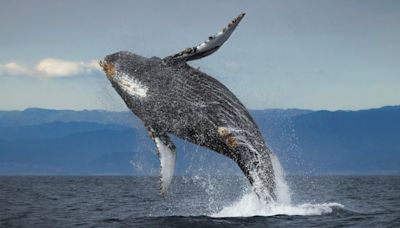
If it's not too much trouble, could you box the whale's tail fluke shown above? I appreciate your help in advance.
[167,13,246,61]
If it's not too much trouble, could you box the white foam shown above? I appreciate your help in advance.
[212,191,344,217]
[212,154,343,217]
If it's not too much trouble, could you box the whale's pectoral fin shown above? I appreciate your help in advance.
[167,13,245,61]
[149,130,177,196]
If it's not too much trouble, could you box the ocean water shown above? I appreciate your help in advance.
[0,176,399,227]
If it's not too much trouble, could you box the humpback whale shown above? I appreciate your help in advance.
[100,13,277,202]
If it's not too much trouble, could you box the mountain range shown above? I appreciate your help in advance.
[0,106,399,175]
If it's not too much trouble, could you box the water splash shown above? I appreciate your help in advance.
[212,191,344,217]
[212,155,344,217]
[271,153,291,204]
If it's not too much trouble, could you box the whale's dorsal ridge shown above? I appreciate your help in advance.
[167,13,245,62]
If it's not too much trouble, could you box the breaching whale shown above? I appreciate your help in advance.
[100,13,277,202]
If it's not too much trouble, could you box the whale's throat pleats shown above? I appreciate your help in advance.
[153,134,176,195]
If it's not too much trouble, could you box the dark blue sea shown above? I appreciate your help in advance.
[1,176,399,227]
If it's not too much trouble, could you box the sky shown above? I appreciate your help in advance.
[0,0,399,111]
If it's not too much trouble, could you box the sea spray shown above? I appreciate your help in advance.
[212,155,345,217]
[271,153,291,204]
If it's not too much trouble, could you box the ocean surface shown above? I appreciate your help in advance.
[1,176,399,227]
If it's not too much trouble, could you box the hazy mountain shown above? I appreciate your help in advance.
[291,106,400,174]
[0,106,399,175]
[0,108,140,127]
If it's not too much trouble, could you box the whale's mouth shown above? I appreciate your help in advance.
[99,60,115,80]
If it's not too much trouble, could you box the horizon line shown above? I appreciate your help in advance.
[0,105,399,113]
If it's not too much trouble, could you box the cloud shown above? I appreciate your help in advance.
[36,58,82,77]
[36,58,101,77]
[0,58,101,78]
[0,62,32,75]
